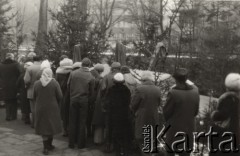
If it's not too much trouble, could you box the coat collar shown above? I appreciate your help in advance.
[142,80,155,85]
[2,59,16,64]
[80,67,90,72]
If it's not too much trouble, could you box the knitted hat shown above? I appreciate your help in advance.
[60,58,73,67]
[121,66,130,74]
[82,58,91,67]
[94,64,104,73]
[113,73,125,83]
[111,62,121,69]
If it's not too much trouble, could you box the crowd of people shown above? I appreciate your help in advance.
[0,52,239,156]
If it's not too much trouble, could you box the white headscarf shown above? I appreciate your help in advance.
[40,68,53,87]
[41,60,51,70]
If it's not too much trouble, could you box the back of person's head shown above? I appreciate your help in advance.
[60,55,68,61]
[121,66,130,74]
[6,53,14,60]
[225,73,240,92]
[82,58,91,67]
[41,60,51,70]
[113,73,125,84]
[94,64,104,73]
[101,57,108,64]
[173,68,188,84]
[33,56,42,62]
[141,71,154,82]
[111,62,121,71]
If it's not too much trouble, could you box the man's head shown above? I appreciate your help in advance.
[33,56,42,62]
[101,57,108,64]
[6,53,14,60]
[94,64,104,74]
[60,55,68,61]
[82,58,92,67]
[111,62,121,72]
[173,68,188,84]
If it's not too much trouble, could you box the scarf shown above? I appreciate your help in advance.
[40,68,53,87]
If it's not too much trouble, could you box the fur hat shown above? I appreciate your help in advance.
[94,64,104,73]
[60,58,73,67]
[141,71,154,81]
[41,60,51,70]
[72,62,82,69]
[113,73,125,83]
[225,73,240,91]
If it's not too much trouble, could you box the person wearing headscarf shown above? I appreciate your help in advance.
[17,61,33,124]
[33,68,62,155]
[68,58,95,149]
[130,71,162,156]
[24,55,42,127]
[210,73,240,156]
[100,57,111,77]
[104,73,132,156]
[55,58,73,137]
[0,53,21,121]
[36,60,51,79]
[163,68,199,156]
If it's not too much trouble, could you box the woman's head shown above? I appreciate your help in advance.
[225,73,240,92]
[41,60,51,70]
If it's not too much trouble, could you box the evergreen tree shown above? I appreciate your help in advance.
[0,0,13,60]
[48,0,109,64]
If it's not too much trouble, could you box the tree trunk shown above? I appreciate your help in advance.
[35,0,48,55]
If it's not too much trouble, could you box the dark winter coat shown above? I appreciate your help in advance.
[211,92,240,145]
[91,69,104,126]
[106,83,132,139]
[24,62,41,99]
[17,72,30,114]
[68,67,95,104]
[101,71,119,112]
[163,84,199,150]
[0,59,21,100]
[55,67,72,125]
[34,79,63,135]
[130,80,162,140]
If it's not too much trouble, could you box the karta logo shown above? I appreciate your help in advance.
[142,125,240,154]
